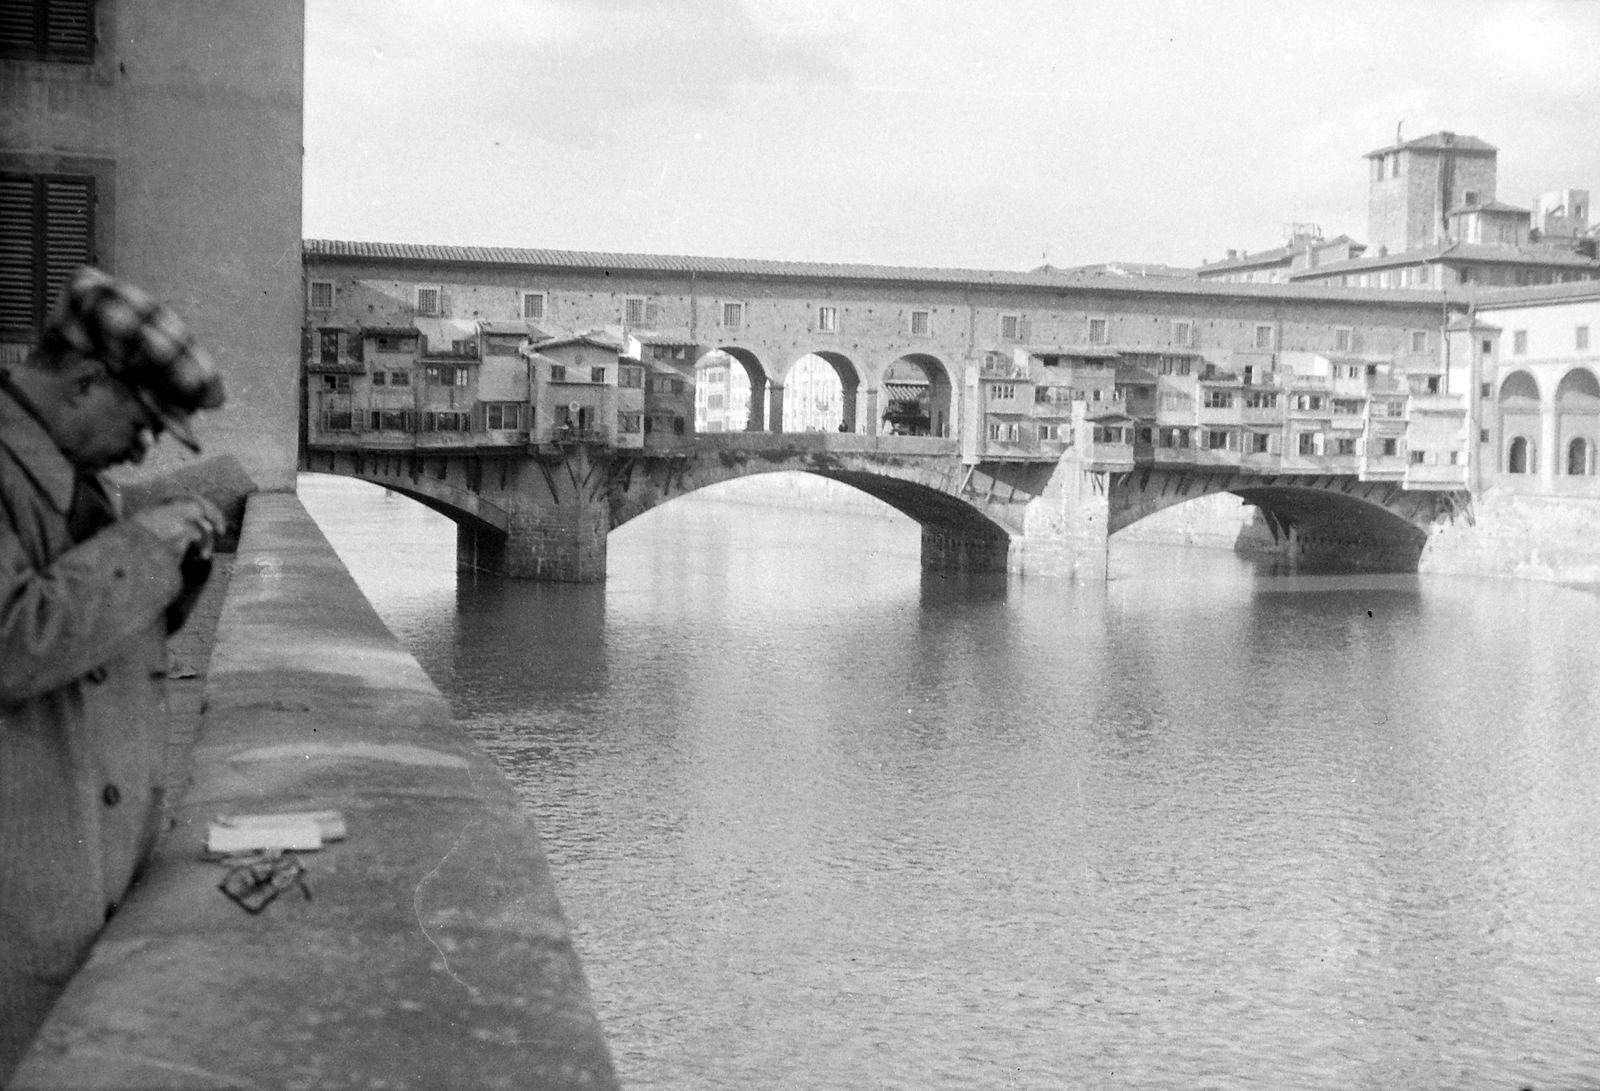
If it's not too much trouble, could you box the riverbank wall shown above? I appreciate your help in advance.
[10,493,618,1091]
[1420,489,1600,587]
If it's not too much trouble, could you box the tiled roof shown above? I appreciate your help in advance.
[1364,132,1498,158]
[359,325,420,337]
[1449,200,1530,216]
[303,238,1465,307]
[1467,280,1600,308]
[1289,243,1600,279]
[478,319,549,337]
[537,332,624,352]
[1196,234,1366,274]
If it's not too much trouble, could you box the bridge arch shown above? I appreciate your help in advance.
[884,353,955,438]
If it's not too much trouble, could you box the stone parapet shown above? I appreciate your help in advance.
[10,493,618,1091]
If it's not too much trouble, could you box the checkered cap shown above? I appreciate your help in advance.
[41,267,225,452]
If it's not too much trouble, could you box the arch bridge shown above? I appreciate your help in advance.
[303,430,1469,581]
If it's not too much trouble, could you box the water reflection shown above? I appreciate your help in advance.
[299,473,1600,1091]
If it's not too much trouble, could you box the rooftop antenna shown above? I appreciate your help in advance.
[1396,119,1404,145]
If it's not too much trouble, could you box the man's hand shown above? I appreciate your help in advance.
[130,496,224,561]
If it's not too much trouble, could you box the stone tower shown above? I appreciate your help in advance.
[1365,131,1499,255]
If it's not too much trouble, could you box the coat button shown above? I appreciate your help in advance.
[86,666,108,684]
[102,784,122,806]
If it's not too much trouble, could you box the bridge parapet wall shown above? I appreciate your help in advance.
[10,493,618,1091]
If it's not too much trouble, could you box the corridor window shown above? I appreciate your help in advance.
[624,297,648,325]
[522,292,546,322]
[1088,317,1109,345]
[309,280,334,311]
[818,306,838,332]
[1513,330,1527,354]
[999,314,1022,341]
[1334,328,1352,352]
[0,172,96,336]
[722,301,744,329]
[1172,320,1194,347]
[1254,325,1274,350]
[1411,330,1428,353]
[1578,325,1590,351]
[416,286,441,316]
[909,309,929,336]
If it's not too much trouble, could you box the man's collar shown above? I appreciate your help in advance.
[0,368,78,515]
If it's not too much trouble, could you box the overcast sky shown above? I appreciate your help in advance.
[302,0,1600,273]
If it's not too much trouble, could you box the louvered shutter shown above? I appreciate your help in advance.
[0,0,94,62]
[0,176,34,331]
[0,173,95,336]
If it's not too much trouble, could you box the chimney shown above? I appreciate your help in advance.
[1227,249,1238,260]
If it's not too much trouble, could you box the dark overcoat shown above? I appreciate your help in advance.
[0,382,183,1076]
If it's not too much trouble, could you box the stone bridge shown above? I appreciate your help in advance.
[302,432,1470,580]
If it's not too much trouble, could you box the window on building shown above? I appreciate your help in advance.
[722,301,744,329]
[1387,400,1405,418]
[308,280,334,311]
[989,383,1015,400]
[1204,429,1230,450]
[1334,328,1352,352]
[818,305,838,332]
[1087,317,1110,345]
[485,403,523,430]
[522,292,545,322]
[373,334,418,353]
[1202,390,1233,409]
[1294,394,1323,411]
[0,0,96,62]
[1038,424,1061,441]
[1000,314,1023,341]
[619,364,645,388]
[321,374,351,393]
[318,331,340,366]
[1382,437,1399,457]
[1463,190,1478,206]
[1513,329,1527,354]
[910,309,930,336]
[416,286,441,316]
[370,370,386,386]
[1426,376,1440,394]
[1254,325,1274,350]
[390,370,411,387]
[590,365,606,383]
[0,172,96,336]
[1333,399,1363,415]
[1297,432,1318,455]
[1480,428,1491,444]
[1248,433,1270,454]
[1245,391,1278,409]
[1335,437,1357,456]
[1173,320,1193,347]
[619,412,642,434]
[1411,330,1428,353]
[1578,326,1590,351]
[1410,450,1427,465]
[624,297,647,325]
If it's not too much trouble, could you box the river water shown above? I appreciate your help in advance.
[298,472,1600,1091]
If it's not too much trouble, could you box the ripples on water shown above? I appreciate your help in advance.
[299,473,1600,1091]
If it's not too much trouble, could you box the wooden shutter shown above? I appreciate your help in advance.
[0,172,94,336]
[0,0,95,62]
[0,175,33,331]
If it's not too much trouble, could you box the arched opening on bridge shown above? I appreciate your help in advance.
[694,348,763,433]
[884,354,954,438]
[1555,367,1600,478]
[780,351,860,433]
[1507,436,1533,474]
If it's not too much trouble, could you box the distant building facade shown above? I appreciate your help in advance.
[1197,133,1600,293]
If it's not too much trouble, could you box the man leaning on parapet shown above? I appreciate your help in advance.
[0,268,226,1080]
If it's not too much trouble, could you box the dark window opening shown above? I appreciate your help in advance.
[0,172,96,336]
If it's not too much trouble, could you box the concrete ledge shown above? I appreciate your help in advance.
[11,493,619,1091]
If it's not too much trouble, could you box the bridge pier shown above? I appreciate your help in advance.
[921,523,1010,572]
[459,499,608,582]
[1013,450,1111,579]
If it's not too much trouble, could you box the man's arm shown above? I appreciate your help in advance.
[0,519,185,702]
